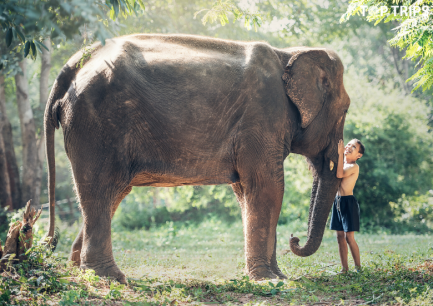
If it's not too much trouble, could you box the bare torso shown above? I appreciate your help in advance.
[337,163,359,196]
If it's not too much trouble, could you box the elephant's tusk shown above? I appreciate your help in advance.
[329,160,334,171]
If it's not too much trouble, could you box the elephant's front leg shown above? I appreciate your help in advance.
[233,167,285,280]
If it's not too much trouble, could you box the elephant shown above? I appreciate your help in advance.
[44,34,349,283]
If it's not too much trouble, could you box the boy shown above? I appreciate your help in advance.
[330,138,365,272]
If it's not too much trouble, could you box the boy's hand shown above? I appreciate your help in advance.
[338,139,345,156]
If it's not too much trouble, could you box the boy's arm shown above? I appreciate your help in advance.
[336,139,344,178]
[336,140,360,178]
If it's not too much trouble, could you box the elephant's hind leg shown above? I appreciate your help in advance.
[72,170,132,284]
[69,227,83,266]
[79,196,124,283]
[68,186,132,267]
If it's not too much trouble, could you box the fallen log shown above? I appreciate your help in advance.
[0,200,42,271]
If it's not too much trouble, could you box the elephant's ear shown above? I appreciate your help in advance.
[282,50,331,129]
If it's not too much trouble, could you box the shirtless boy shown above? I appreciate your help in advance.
[330,138,365,272]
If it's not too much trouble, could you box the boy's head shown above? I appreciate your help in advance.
[345,139,364,161]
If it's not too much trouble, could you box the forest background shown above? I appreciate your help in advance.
[1,0,433,237]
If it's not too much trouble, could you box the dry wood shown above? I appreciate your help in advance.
[0,200,43,271]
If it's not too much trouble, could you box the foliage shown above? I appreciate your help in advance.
[113,205,171,230]
[390,190,433,233]
[342,0,433,93]
[195,0,262,31]
[0,0,145,62]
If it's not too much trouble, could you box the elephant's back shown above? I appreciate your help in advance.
[115,33,255,60]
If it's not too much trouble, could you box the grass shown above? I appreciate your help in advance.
[1,217,433,305]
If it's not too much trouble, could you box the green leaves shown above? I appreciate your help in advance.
[1,0,146,58]
[23,40,39,60]
[342,0,433,93]
[195,0,262,31]
[105,282,125,300]
[267,281,285,296]
[30,42,36,59]
[15,27,25,44]
[5,27,13,47]
[24,41,31,58]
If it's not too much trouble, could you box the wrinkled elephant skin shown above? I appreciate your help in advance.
[44,34,350,283]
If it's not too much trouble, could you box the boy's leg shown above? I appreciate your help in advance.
[336,231,349,272]
[345,231,361,268]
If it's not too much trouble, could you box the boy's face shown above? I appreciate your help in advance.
[344,139,362,160]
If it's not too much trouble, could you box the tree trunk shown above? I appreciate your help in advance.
[0,75,21,209]
[15,60,38,206]
[0,75,12,210]
[34,38,52,208]
[0,118,12,210]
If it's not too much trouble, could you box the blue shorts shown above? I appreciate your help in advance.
[330,195,360,232]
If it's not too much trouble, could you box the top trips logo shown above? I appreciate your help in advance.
[360,5,432,17]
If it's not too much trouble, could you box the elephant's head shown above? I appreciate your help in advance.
[282,47,349,256]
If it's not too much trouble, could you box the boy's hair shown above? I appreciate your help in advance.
[353,138,365,155]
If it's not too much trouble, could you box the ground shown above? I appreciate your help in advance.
[1,218,433,305]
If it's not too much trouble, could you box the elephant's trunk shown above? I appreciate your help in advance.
[307,176,319,237]
[290,159,340,257]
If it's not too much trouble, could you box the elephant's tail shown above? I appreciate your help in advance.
[44,64,76,249]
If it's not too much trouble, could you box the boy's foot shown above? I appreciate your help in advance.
[355,266,362,273]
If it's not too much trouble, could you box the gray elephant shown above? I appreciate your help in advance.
[44,34,349,283]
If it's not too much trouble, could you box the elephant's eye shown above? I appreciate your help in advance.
[344,109,349,114]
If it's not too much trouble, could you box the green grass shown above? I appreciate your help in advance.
[2,217,433,305]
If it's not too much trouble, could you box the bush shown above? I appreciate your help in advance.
[389,190,433,233]
[113,205,170,230]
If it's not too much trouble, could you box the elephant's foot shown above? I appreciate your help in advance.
[81,260,126,284]
[69,249,81,266]
[247,264,278,280]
